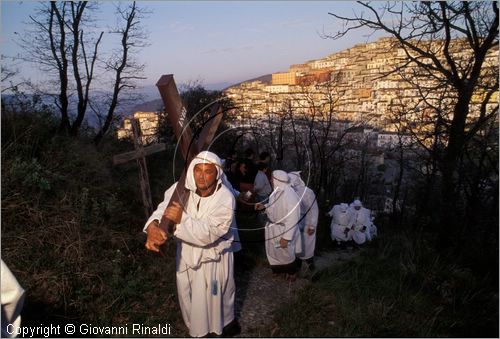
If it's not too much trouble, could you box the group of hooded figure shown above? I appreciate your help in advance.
[327,199,377,247]
[143,150,375,337]
[255,170,318,280]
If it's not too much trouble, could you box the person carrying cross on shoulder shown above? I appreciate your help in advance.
[144,151,241,337]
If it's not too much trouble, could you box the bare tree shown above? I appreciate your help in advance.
[18,2,102,134]
[94,2,149,144]
[287,75,371,202]
[17,1,149,140]
[68,2,103,136]
[327,1,499,238]
[1,57,27,94]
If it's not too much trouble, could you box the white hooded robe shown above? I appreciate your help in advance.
[263,170,301,267]
[144,151,237,337]
[328,203,353,242]
[349,201,370,245]
[289,171,319,260]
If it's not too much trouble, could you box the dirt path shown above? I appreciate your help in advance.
[234,248,361,336]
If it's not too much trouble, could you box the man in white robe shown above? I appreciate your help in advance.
[143,151,240,337]
[328,203,353,246]
[256,170,301,281]
[288,171,318,270]
[349,199,371,245]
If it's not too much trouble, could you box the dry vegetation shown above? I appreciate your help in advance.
[1,101,187,334]
[1,95,498,337]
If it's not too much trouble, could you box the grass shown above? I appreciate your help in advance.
[2,106,497,337]
[1,108,189,336]
[262,225,498,337]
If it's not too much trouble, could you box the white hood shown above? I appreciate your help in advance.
[288,171,307,200]
[351,199,363,208]
[185,151,223,192]
[288,171,306,191]
[271,170,291,191]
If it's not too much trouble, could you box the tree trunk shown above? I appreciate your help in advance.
[94,88,119,144]
[50,3,70,134]
[392,146,405,225]
[439,90,472,242]
[69,2,87,137]
[94,2,136,144]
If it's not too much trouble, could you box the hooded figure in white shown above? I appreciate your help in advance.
[348,199,370,245]
[261,170,301,272]
[1,260,25,338]
[328,203,353,243]
[143,151,238,337]
[288,171,318,261]
[351,200,376,241]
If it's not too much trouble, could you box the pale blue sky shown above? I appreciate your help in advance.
[1,1,386,89]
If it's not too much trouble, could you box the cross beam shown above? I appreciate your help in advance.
[113,118,166,218]
[156,74,223,237]
[113,142,166,165]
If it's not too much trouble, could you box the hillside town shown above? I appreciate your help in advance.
[115,36,497,215]
[118,36,498,152]
[225,37,498,132]
[117,111,159,144]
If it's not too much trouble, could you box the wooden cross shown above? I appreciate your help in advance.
[156,74,223,237]
[113,119,166,218]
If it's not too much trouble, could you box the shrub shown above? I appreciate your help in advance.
[1,102,183,331]
[267,225,498,337]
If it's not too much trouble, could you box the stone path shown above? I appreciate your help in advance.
[234,248,361,336]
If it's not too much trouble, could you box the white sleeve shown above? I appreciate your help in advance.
[174,193,236,247]
[360,209,371,226]
[143,183,177,233]
[1,260,25,338]
[305,191,319,229]
[347,210,356,227]
[281,195,301,241]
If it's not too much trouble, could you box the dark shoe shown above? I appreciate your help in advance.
[222,319,241,337]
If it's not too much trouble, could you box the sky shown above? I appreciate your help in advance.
[1,1,387,90]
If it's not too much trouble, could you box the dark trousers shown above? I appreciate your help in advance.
[270,257,301,274]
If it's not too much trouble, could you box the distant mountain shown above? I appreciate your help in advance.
[0,77,269,123]
[122,80,239,117]
[206,82,233,90]
[125,99,163,115]
[119,81,233,116]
